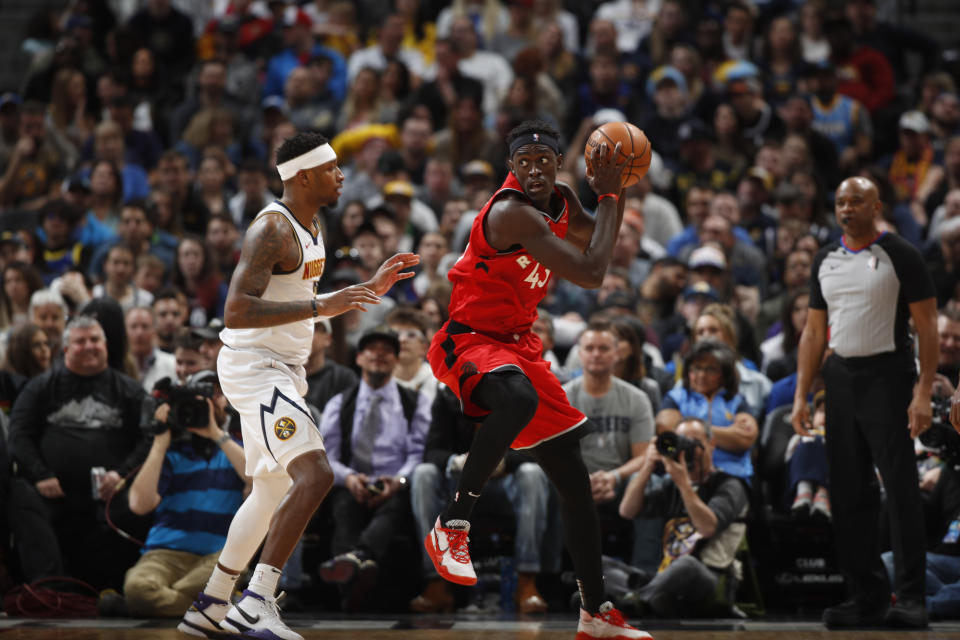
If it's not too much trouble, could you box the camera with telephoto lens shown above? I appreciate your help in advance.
[655,430,702,470]
[920,397,960,469]
[142,376,214,437]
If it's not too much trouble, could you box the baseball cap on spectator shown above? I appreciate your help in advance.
[678,119,714,144]
[261,95,289,115]
[599,291,638,312]
[64,174,91,194]
[0,92,20,111]
[689,245,727,271]
[358,325,400,354]
[726,78,761,97]
[899,110,931,134]
[282,7,313,28]
[0,231,25,250]
[682,281,720,301]
[383,180,415,199]
[713,59,759,89]
[646,65,687,98]
[745,166,774,192]
[192,318,225,341]
[462,159,495,180]
[187,369,219,388]
[592,108,627,126]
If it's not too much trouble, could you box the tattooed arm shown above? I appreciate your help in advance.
[224,214,381,329]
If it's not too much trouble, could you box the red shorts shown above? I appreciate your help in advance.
[427,320,586,450]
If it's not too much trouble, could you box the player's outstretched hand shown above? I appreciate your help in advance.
[588,141,631,198]
[367,253,420,296]
[319,285,381,316]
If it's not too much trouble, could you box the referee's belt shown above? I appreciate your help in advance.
[830,350,912,369]
[447,320,526,343]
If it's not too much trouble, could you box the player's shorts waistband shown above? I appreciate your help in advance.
[447,320,528,343]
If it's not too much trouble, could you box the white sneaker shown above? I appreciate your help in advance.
[424,516,477,586]
[177,591,233,638]
[577,601,653,639]
[220,590,302,640]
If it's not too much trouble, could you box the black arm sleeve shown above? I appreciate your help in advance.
[808,244,832,310]
[885,234,936,303]
[7,375,53,482]
[705,476,750,534]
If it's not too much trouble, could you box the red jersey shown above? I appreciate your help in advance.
[446,172,570,334]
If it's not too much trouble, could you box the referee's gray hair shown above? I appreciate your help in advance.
[940,216,960,239]
[62,315,104,347]
[29,288,67,317]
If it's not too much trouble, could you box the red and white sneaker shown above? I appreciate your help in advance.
[424,516,477,586]
[577,601,653,640]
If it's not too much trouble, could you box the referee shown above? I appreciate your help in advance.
[792,177,937,630]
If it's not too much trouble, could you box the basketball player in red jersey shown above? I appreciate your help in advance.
[425,120,652,639]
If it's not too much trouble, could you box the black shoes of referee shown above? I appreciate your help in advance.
[822,597,928,629]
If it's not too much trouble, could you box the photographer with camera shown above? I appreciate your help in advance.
[123,369,246,618]
[617,417,749,618]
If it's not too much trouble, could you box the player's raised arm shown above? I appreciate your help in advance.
[491,142,629,289]
[223,214,312,329]
[225,214,381,328]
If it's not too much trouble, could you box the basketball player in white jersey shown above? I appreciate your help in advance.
[178,132,418,640]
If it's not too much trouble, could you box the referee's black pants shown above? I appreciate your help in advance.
[822,352,926,605]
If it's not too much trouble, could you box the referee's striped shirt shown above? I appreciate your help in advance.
[809,231,935,359]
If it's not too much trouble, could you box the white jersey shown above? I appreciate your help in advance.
[221,201,326,365]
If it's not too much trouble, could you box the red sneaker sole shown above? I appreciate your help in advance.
[424,531,477,586]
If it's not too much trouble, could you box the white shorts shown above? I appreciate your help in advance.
[217,347,325,478]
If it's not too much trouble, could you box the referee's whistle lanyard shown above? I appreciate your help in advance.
[840,230,886,253]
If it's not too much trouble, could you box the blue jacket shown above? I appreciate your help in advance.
[663,386,754,481]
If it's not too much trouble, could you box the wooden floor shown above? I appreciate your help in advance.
[2,617,960,639]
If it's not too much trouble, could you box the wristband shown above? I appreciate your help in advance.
[611,469,622,485]
[598,193,619,204]
[311,297,319,317]
[216,432,231,446]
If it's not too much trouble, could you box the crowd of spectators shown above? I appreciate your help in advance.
[0,0,958,622]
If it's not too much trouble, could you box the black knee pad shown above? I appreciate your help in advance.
[473,370,539,422]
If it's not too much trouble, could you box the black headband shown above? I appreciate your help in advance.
[508,132,560,157]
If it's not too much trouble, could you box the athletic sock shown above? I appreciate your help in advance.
[441,492,479,527]
[247,563,283,599]
[204,566,240,602]
[442,371,538,525]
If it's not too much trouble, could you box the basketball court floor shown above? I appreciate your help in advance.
[2,615,960,639]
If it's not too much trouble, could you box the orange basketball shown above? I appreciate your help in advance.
[584,121,652,188]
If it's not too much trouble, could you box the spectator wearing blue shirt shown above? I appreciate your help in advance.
[123,370,247,618]
[262,9,346,103]
[79,122,150,203]
[655,340,759,482]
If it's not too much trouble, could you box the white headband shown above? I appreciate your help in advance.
[277,143,337,181]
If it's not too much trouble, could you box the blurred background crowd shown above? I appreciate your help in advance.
[0,0,958,622]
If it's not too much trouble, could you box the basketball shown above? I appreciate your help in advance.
[584,122,652,188]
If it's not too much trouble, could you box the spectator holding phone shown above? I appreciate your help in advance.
[318,326,430,610]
